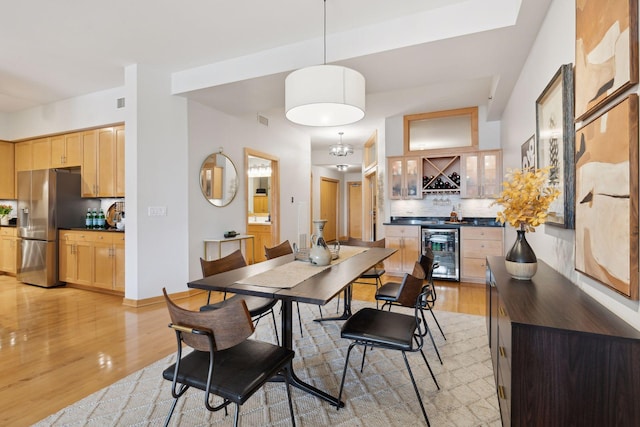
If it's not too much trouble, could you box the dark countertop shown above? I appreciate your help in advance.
[384,216,504,228]
[64,227,125,233]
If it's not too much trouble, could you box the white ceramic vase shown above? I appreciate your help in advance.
[309,219,332,266]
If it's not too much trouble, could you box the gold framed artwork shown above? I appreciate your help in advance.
[536,64,575,229]
[575,94,639,300]
[574,0,639,121]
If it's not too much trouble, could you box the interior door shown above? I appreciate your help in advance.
[348,182,362,239]
[320,177,339,242]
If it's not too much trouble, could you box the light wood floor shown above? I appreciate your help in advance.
[0,273,486,426]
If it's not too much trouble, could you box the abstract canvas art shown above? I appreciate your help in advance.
[521,135,536,171]
[575,0,638,121]
[575,94,638,299]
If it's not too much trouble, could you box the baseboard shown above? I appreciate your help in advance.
[122,289,205,307]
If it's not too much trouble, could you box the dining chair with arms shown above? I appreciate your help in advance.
[199,250,280,344]
[161,289,296,427]
[337,262,440,426]
[375,251,445,363]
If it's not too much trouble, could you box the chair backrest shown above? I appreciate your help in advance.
[200,249,247,278]
[163,288,254,351]
[342,237,385,248]
[395,262,426,308]
[264,240,293,259]
[418,250,435,282]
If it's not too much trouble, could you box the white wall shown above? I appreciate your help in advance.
[500,0,640,329]
[188,102,311,281]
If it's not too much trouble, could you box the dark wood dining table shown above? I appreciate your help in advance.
[187,247,396,407]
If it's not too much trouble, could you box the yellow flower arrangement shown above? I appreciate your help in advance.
[492,166,560,233]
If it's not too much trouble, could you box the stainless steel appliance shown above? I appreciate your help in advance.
[422,227,459,281]
[17,169,97,287]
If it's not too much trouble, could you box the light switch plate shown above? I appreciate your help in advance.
[148,206,167,216]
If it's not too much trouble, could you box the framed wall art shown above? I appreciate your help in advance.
[536,63,575,229]
[574,0,638,121]
[575,94,638,300]
[521,135,536,171]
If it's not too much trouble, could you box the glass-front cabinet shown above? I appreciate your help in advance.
[460,150,501,198]
[388,156,422,200]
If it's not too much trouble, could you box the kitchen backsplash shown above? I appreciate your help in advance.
[0,198,124,222]
[0,200,17,219]
[389,195,500,219]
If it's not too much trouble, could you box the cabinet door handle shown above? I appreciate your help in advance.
[498,385,506,400]
[499,306,506,317]
[499,346,507,358]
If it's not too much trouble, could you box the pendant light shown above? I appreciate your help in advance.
[336,164,349,172]
[329,132,353,157]
[285,0,365,127]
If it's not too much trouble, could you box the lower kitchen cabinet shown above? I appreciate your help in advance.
[59,230,125,294]
[461,226,503,283]
[384,225,420,274]
[486,256,640,426]
[0,227,18,274]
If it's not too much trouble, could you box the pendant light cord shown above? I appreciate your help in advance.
[323,0,327,65]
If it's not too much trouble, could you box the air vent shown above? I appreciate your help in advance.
[117,98,125,109]
[257,114,269,126]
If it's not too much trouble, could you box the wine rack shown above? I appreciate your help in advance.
[422,155,461,193]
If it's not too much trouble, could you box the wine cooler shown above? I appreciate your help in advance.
[422,227,459,281]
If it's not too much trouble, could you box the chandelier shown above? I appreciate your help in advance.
[329,132,353,157]
[336,164,349,172]
[284,0,365,127]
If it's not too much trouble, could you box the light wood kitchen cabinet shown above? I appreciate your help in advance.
[0,227,18,274]
[15,138,51,172]
[50,132,83,168]
[253,195,268,213]
[461,226,503,283]
[247,224,272,263]
[0,142,15,199]
[460,150,502,198]
[384,225,421,274]
[59,230,125,293]
[82,126,124,197]
[388,156,422,200]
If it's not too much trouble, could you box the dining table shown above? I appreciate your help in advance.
[187,246,397,407]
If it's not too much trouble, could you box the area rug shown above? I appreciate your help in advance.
[35,301,501,426]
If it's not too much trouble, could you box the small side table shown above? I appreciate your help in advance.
[203,234,256,264]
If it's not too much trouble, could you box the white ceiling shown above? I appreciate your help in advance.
[0,0,552,152]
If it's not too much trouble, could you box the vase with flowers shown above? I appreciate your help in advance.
[492,167,560,280]
[0,204,12,226]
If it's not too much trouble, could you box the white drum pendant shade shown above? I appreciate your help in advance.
[285,64,365,127]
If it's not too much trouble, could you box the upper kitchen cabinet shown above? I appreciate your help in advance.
[50,132,82,168]
[15,138,50,172]
[82,125,125,198]
[388,156,422,200]
[460,150,502,199]
[0,142,15,199]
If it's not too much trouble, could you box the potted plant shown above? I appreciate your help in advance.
[492,166,560,279]
[0,204,12,226]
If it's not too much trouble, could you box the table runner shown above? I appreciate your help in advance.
[235,245,368,288]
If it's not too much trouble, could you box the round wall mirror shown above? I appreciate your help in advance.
[199,152,238,207]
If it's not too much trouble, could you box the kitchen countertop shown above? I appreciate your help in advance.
[384,216,504,228]
[64,227,125,233]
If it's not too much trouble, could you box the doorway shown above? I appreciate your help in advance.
[347,181,362,239]
[245,148,280,263]
[363,170,377,241]
[320,177,339,242]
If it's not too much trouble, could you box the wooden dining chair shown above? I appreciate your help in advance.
[162,289,296,427]
[199,250,280,344]
[337,262,439,426]
[341,237,386,308]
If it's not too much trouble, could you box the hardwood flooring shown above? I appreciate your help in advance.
[0,273,486,426]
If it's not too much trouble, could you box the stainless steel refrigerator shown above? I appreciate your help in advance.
[17,169,97,287]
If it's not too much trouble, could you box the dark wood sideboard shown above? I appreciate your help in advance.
[486,256,640,426]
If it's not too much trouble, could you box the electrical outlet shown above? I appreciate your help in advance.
[148,206,167,216]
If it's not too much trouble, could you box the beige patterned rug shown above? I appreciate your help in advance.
[35,301,500,426]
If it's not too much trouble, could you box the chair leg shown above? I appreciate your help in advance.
[337,342,357,411]
[360,345,368,373]
[420,310,442,364]
[296,302,303,337]
[415,337,439,390]
[428,307,446,340]
[402,351,431,427]
[163,396,180,427]
[233,403,240,427]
